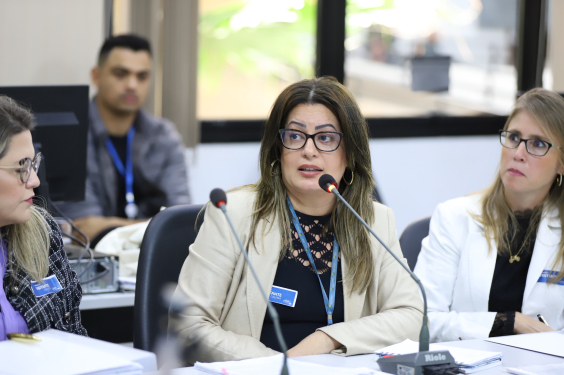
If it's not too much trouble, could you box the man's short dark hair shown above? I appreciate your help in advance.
[98,34,152,66]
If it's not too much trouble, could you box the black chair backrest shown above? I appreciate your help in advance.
[134,204,204,353]
[399,217,431,271]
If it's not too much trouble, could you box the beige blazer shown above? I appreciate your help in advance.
[171,188,423,365]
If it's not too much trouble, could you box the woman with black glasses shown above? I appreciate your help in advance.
[415,88,564,342]
[0,96,86,340]
[171,77,423,365]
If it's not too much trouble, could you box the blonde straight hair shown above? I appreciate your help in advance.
[477,88,564,284]
[0,96,50,282]
[246,77,376,294]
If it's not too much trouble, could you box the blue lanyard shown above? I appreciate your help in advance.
[105,127,138,219]
[286,197,339,325]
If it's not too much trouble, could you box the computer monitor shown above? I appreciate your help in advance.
[0,85,89,202]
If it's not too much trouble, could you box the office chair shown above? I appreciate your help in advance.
[399,216,431,271]
[133,204,205,353]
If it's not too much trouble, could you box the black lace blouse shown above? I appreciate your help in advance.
[259,209,344,351]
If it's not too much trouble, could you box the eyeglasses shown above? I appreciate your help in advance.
[0,153,42,183]
[279,129,343,152]
[499,130,561,157]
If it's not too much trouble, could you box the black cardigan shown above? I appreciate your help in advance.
[2,212,87,336]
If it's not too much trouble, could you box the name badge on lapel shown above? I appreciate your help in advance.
[538,270,564,286]
[30,275,63,297]
[269,286,298,307]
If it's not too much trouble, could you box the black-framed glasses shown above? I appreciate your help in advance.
[499,130,561,156]
[0,152,42,183]
[279,129,343,152]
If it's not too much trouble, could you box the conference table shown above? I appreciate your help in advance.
[147,334,564,374]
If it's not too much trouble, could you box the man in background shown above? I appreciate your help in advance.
[59,34,190,245]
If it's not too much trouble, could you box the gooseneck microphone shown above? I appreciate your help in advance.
[210,188,227,208]
[318,174,339,194]
[318,175,457,374]
[209,188,290,375]
[319,174,429,348]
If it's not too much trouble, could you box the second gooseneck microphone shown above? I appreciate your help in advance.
[209,188,290,375]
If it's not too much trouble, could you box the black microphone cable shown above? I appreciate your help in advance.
[210,188,290,375]
[48,198,112,284]
[48,197,93,264]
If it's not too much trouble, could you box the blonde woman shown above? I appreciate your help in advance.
[415,88,564,342]
[171,77,423,365]
[0,96,86,339]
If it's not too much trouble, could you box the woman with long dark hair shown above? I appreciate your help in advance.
[171,77,422,365]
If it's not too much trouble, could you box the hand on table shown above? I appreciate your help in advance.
[514,312,554,334]
[286,331,342,357]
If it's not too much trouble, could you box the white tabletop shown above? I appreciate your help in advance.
[147,335,564,374]
[0,329,157,373]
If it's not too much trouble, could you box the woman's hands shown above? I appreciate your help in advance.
[514,312,554,334]
[287,331,342,357]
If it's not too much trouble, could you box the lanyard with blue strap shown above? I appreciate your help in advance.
[286,196,339,325]
[105,127,138,219]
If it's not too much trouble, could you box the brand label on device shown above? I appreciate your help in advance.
[269,286,298,307]
[30,275,63,297]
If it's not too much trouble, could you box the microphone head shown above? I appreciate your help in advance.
[319,174,338,193]
[210,188,227,208]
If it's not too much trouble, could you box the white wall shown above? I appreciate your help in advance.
[0,0,104,89]
[369,136,499,234]
[186,135,500,235]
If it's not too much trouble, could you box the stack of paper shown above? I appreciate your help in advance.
[374,339,503,373]
[0,330,143,375]
[195,354,386,375]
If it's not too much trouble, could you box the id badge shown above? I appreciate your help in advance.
[30,275,63,297]
[269,286,298,307]
[538,270,564,285]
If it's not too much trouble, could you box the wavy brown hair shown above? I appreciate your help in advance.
[0,96,50,283]
[245,76,376,293]
[477,88,564,283]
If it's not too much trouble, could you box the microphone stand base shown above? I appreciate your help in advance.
[377,350,458,375]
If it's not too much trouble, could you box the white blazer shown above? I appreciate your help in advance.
[414,194,564,343]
